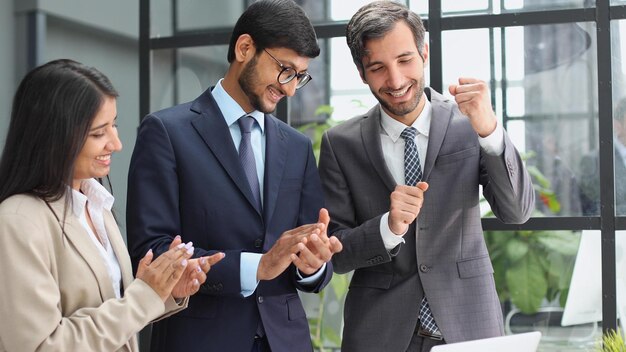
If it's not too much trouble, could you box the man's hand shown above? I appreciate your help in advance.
[449,77,497,137]
[388,182,429,235]
[292,208,343,276]
[257,223,323,281]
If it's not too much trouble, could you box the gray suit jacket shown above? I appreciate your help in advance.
[318,88,534,351]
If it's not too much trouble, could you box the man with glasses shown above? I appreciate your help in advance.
[126,1,342,351]
[318,2,534,351]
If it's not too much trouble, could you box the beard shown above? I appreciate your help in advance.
[371,75,425,118]
[239,55,277,114]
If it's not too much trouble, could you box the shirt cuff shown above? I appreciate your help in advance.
[296,263,327,285]
[380,212,406,251]
[478,121,505,156]
[240,252,262,297]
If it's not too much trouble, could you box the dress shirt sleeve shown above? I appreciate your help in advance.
[478,121,505,156]
[296,263,327,286]
[240,252,262,297]
[379,212,406,250]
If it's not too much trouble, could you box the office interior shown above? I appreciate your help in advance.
[1,0,626,350]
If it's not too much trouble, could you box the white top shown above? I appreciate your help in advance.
[71,178,122,298]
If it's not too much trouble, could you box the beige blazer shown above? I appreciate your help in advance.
[0,193,185,352]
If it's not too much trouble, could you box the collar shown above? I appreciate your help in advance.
[70,178,114,217]
[380,94,432,142]
[212,79,266,133]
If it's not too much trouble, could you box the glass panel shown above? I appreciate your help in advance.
[289,39,329,127]
[522,22,597,217]
[612,0,626,4]
[328,37,377,122]
[486,230,601,350]
[612,20,626,217]
[618,231,626,332]
[442,0,593,16]
[298,0,331,23]
[409,0,429,16]
[150,0,244,37]
[327,0,384,22]
[322,0,427,22]
[150,0,172,37]
[150,46,228,112]
[445,23,598,217]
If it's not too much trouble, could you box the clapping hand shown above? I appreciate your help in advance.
[292,208,343,276]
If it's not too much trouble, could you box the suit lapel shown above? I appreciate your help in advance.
[190,90,262,216]
[263,115,287,224]
[361,106,397,193]
[422,88,452,182]
[48,198,116,301]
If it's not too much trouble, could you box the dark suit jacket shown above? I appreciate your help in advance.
[318,88,534,351]
[127,87,332,352]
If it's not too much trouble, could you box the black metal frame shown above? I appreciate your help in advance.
[139,0,626,334]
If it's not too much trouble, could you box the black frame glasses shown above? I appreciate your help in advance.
[263,49,312,89]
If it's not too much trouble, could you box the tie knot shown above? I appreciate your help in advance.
[238,115,256,134]
[400,127,417,141]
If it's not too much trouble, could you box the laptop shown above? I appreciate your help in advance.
[430,331,542,352]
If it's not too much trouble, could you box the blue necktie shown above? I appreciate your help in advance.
[400,127,440,337]
[238,116,262,211]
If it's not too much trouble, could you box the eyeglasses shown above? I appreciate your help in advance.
[263,49,312,89]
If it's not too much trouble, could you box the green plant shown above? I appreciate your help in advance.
[306,273,350,351]
[595,329,626,351]
[298,103,352,351]
[483,152,580,314]
[297,105,340,162]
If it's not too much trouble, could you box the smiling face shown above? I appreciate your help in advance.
[360,21,429,126]
[238,46,310,113]
[72,96,122,189]
[225,34,311,114]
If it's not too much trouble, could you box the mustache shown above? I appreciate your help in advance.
[380,80,416,94]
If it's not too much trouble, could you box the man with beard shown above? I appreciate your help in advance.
[126,1,342,351]
[318,2,534,352]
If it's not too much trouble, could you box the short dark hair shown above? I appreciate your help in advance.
[346,1,426,73]
[227,0,320,63]
[0,59,118,203]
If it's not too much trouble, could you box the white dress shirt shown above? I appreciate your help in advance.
[72,178,122,298]
[378,95,505,251]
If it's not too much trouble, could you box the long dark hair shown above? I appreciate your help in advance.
[0,59,118,204]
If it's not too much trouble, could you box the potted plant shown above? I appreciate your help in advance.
[483,153,581,314]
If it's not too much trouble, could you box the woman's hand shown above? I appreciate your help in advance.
[135,236,194,302]
[171,251,225,299]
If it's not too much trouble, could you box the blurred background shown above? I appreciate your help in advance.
[2,0,626,350]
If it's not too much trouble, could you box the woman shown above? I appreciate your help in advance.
[0,59,224,352]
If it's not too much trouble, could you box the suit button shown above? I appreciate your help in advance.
[419,264,430,273]
[258,296,264,304]
[254,239,263,248]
